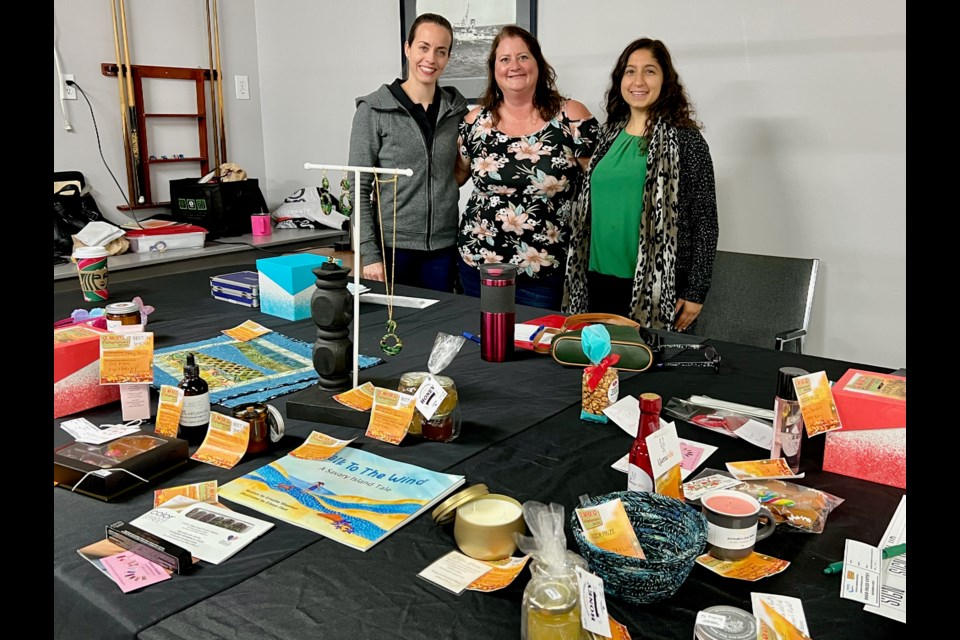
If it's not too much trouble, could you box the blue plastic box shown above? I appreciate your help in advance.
[256,254,341,320]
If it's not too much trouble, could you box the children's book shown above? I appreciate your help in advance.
[219,446,465,551]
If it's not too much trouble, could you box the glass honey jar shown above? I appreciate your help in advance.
[397,371,461,442]
[105,301,141,330]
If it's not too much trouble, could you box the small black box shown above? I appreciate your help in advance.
[169,178,268,239]
[105,520,194,574]
[53,434,189,501]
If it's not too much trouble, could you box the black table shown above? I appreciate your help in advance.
[53,263,906,639]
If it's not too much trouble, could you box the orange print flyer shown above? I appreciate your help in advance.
[289,431,355,461]
[467,555,531,592]
[333,382,376,411]
[726,458,803,481]
[365,388,416,445]
[793,371,843,437]
[154,480,219,508]
[99,332,154,384]
[222,320,272,342]
[154,385,184,437]
[191,412,249,469]
[696,552,790,581]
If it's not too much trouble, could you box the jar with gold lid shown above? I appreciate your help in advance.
[522,569,584,640]
[397,371,460,442]
[105,301,141,330]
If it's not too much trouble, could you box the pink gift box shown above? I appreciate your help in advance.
[54,324,121,418]
[822,427,906,489]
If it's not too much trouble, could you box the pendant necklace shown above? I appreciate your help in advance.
[374,174,402,356]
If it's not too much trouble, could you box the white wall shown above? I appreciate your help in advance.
[53,0,265,222]
[53,0,906,370]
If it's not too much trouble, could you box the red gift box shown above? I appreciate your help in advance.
[822,369,906,489]
[54,324,121,418]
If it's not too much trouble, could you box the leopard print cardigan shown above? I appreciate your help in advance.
[562,119,719,330]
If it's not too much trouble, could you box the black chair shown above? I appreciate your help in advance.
[692,250,819,353]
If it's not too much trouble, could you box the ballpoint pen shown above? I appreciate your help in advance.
[461,331,481,345]
[528,325,546,342]
[822,542,906,575]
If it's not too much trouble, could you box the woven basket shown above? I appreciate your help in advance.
[570,491,708,605]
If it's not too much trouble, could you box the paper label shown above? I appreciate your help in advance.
[731,419,775,450]
[333,382,376,411]
[415,375,448,421]
[648,423,684,500]
[191,412,249,469]
[179,392,210,427]
[99,332,154,384]
[752,593,811,639]
[365,388,416,445]
[695,611,729,629]
[843,372,906,400]
[627,464,653,492]
[707,523,757,550]
[61,418,141,444]
[289,431,355,460]
[695,552,790,581]
[120,383,152,421]
[839,540,882,607]
[154,385,184,437]
[154,480,219,508]
[222,320,272,342]
[418,551,492,595]
[575,498,645,559]
[683,474,744,501]
[726,458,804,481]
[466,555,530,592]
[793,371,843,437]
[576,567,611,637]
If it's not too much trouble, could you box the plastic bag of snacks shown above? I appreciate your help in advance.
[580,325,620,423]
[734,479,844,533]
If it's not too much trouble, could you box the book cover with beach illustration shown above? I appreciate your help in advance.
[219,447,465,551]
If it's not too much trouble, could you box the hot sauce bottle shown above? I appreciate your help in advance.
[628,393,662,492]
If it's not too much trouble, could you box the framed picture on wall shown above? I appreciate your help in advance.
[400,0,538,103]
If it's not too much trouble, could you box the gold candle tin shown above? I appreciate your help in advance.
[432,485,526,561]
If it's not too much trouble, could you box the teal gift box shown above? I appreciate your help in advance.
[256,254,342,320]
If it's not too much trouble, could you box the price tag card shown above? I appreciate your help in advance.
[730,419,775,450]
[418,551,492,595]
[839,540,882,606]
[647,423,684,500]
[466,555,531,592]
[99,332,154,384]
[154,385,185,437]
[365,388,416,445]
[222,320,272,342]
[576,567,611,638]
[682,474,744,501]
[751,593,812,640]
[101,551,171,593]
[415,375,448,420]
[696,552,790,581]
[289,431,355,460]
[793,371,843,437]
[191,412,249,469]
[154,480,219,508]
[333,382,376,412]
[60,418,141,444]
[726,459,804,481]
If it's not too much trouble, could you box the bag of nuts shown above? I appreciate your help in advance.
[579,325,620,423]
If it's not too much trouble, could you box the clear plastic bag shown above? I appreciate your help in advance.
[515,502,586,640]
[735,479,844,533]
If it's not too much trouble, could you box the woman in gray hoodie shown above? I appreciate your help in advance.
[348,13,469,293]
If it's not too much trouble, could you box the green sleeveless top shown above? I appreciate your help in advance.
[588,129,648,278]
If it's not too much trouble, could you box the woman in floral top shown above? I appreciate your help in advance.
[455,25,599,310]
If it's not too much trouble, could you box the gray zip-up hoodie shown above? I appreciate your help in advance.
[348,84,468,266]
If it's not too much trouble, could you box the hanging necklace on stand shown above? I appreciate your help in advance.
[374,175,402,356]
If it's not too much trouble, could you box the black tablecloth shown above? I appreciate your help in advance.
[53,264,905,639]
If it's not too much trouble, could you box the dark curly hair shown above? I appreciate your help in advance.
[479,25,564,127]
[605,38,700,133]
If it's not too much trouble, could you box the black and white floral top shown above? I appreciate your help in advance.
[458,106,599,282]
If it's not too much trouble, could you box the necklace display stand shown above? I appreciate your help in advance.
[285,163,413,422]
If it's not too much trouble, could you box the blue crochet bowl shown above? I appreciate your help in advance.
[570,491,708,605]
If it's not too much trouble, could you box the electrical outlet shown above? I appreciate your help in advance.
[235,75,250,100]
[63,74,77,100]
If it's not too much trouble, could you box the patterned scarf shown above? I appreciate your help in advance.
[563,118,681,329]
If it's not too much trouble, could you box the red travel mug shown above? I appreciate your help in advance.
[479,263,518,362]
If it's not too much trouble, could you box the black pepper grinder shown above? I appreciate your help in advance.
[178,353,211,445]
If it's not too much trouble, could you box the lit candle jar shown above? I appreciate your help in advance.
[454,494,526,561]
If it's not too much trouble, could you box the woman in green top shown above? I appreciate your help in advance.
[563,38,719,331]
